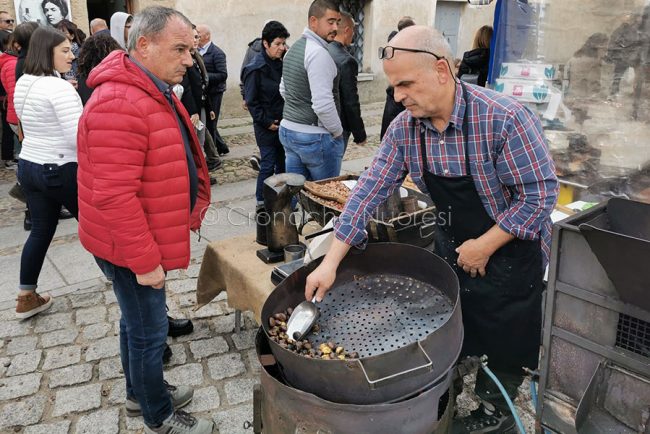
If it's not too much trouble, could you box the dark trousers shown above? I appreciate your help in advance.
[17,160,78,289]
[207,92,229,154]
[200,108,220,166]
[94,257,172,426]
[0,102,14,161]
[254,125,285,203]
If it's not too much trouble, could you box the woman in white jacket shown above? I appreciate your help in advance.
[14,26,82,319]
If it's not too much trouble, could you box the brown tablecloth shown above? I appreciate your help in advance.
[196,232,275,324]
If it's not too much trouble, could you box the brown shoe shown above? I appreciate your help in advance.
[16,292,53,319]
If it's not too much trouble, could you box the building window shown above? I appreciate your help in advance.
[340,0,368,72]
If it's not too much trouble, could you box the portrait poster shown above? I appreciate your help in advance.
[14,0,72,27]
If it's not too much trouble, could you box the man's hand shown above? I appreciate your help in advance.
[305,261,337,302]
[455,225,515,277]
[190,114,200,127]
[209,111,216,121]
[268,121,279,131]
[455,239,491,278]
[137,265,165,289]
[304,238,351,302]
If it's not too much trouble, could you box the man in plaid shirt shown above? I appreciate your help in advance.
[306,26,558,433]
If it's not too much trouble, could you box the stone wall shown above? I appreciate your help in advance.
[0,0,497,118]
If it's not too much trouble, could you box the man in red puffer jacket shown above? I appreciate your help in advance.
[77,7,214,434]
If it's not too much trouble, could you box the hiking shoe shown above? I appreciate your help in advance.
[144,410,214,434]
[126,381,194,417]
[3,160,16,170]
[16,292,53,319]
[452,403,516,434]
[248,155,261,172]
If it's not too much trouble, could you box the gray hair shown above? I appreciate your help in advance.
[340,10,355,29]
[127,6,192,52]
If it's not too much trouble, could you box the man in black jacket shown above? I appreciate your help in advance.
[180,24,222,175]
[196,24,229,155]
[327,11,366,150]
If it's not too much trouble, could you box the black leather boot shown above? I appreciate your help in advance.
[167,316,194,338]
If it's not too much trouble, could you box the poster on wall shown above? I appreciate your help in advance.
[14,0,72,27]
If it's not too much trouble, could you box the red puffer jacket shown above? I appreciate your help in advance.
[0,53,18,124]
[77,51,211,275]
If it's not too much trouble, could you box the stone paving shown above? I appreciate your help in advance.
[0,102,537,433]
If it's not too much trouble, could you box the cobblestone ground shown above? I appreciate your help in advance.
[0,102,536,433]
[0,271,261,434]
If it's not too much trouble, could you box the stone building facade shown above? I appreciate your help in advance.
[0,0,495,117]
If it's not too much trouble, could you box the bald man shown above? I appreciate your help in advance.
[327,11,366,150]
[305,26,557,434]
[196,24,229,155]
[89,18,109,36]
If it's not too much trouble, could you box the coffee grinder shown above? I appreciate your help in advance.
[256,173,306,263]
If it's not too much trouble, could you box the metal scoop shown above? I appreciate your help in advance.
[286,297,319,341]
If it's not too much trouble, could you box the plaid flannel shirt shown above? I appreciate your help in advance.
[334,83,558,267]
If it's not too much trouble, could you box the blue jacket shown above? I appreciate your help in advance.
[201,42,227,95]
[242,50,284,129]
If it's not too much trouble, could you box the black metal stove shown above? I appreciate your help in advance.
[252,330,454,434]
[251,243,462,433]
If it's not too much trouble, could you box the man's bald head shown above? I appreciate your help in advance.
[388,25,454,67]
[334,11,355,46]
[90,18,108,35]
[195,24,210,36]
[196,24,211,46]
[382,26,457,124]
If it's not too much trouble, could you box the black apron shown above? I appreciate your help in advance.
[420,84,543,374]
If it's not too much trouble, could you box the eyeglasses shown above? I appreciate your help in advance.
[1,19,14,24]
[378,46,443,61]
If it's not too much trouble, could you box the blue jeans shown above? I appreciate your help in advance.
[279,126,344,181]
[17,159,78,290]
[255,125,285,203]
[94,257,172,427]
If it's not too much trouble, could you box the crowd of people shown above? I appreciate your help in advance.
[0,6,225,434]
[0,1,559,433]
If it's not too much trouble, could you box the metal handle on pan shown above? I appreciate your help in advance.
[355,341,433,388]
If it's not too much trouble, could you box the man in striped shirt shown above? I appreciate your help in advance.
[305,26,558,433]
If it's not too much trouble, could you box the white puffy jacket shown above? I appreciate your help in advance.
[14,74,83,165]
